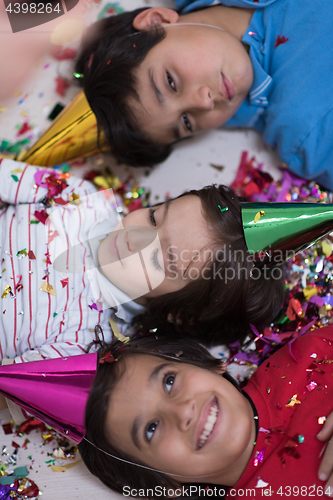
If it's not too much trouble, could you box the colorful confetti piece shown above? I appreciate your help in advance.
[40,281,56,296]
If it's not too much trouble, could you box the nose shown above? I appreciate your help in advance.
[126,226,158,253]
[184,86,214,111]
[164,397,196,432]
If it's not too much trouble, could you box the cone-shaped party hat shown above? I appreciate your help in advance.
[0,353,97,443]
[241,202,333,266]
[18,91,107,167]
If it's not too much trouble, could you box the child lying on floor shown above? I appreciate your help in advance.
[75,0,333,189]
[80,327,333,498]
[0,158,284,364]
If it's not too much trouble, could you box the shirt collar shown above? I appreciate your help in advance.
[226,10,273,128]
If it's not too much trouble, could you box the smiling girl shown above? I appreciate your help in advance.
[79,329,333,498]
[98,183,285,345]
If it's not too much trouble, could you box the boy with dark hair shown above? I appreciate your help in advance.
[75,0,333,189]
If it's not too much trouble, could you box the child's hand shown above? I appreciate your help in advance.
[317,411,333,496]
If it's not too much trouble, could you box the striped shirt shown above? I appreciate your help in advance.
[0,159,144,363]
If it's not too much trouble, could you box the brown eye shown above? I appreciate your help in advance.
[164,373,175,393]
[146,421,158,442]
[167,71,176,91]
[182,113,192,132]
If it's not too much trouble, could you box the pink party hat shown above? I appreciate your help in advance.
[0,354,97,443]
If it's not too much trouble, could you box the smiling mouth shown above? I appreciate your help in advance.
[198,398,218,449]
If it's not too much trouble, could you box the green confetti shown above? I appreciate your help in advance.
[11,174,19,182]
[0,466,28,484]
[53,312,58,318]
[218,205,229,213]
[30,220,40,224]
[298,435,305,443]
[4,138,30,155]
[0,140,10,150]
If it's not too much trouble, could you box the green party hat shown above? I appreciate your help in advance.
[241,202,333,266]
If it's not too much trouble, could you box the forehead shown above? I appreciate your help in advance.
[168,194,205,223]
[105,355,174,434]
[107,355,165,408]
[168,195,212,243]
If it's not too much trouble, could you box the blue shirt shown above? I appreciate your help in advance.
[175,0,333,190]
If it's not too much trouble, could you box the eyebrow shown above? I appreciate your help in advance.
[162,199,171,222]
[148,70,181,142]
[131,362,172,450]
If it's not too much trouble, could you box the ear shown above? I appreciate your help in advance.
[133,7,179,31]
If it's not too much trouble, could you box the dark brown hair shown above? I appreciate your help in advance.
[79,333,236,498]
[75,8,172,167]
[143,184,285,346]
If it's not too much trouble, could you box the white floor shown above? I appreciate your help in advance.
[0,0,282,498]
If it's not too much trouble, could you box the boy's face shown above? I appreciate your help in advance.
[98,195,213,302]
[106,354,254,483]
[131,24,253,144]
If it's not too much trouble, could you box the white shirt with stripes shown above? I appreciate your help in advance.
[0,158,144,363]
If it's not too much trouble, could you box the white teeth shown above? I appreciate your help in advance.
[204,421,214,432]
[198,402,218,448]
[207,414,216,424]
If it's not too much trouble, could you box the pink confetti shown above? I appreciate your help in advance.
[34,170,52,188]
[51,47,77,61]
[306,381,317,392]
[44,251,52,265]
[55,77,70,97]
[15,275,23,292]
[60,278,68,288]
[88,302,103,312]
[88,54,94,69]
[253,447,266,467]
[48,231,59,244]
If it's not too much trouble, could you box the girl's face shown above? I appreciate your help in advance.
[130,24,253,144]
[98,195,213,302]
[106,355,255,484]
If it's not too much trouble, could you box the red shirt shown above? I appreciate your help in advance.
[233,326,333,499]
